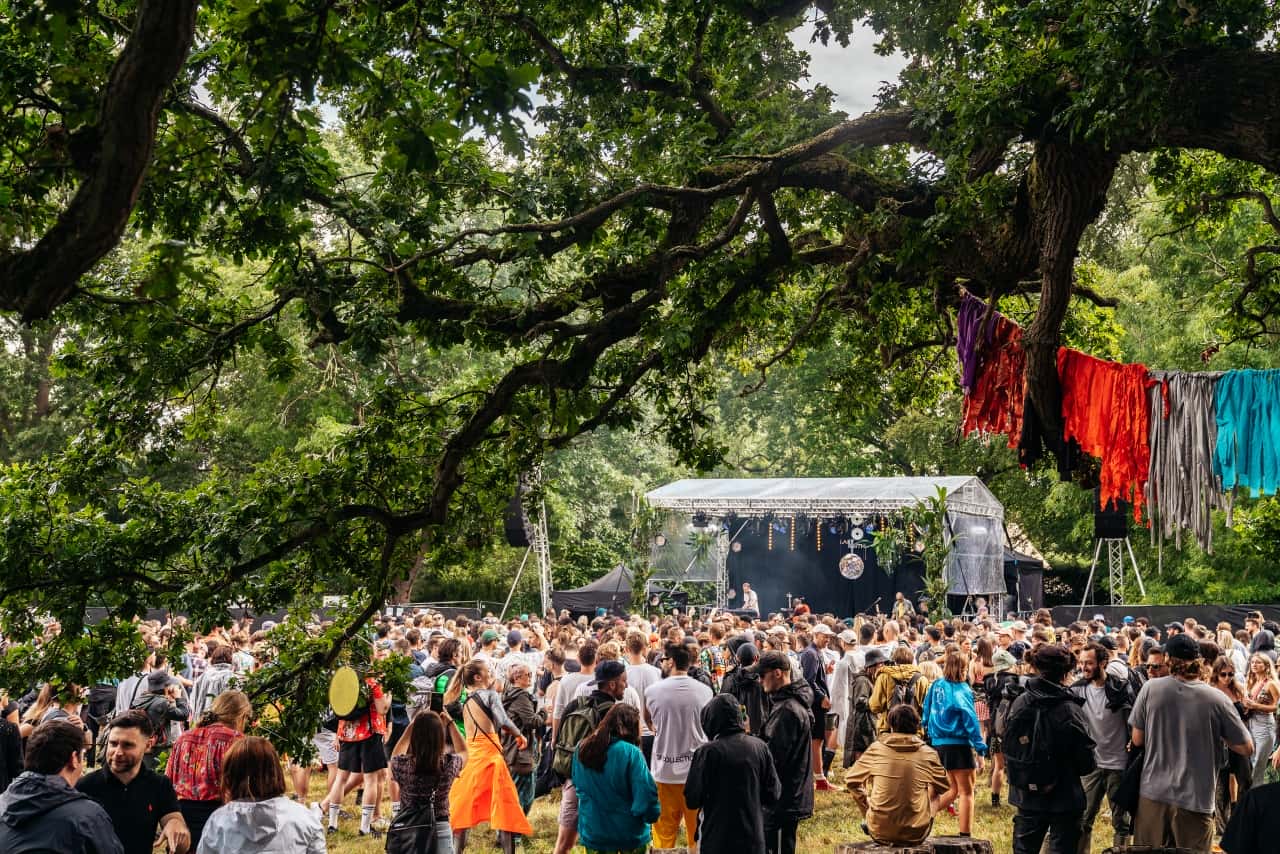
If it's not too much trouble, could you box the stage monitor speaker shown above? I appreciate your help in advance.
[504,492,532,547]
[1094,489,1129,540]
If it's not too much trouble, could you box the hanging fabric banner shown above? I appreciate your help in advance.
[1213,369,1280,497]
[1057,348,1155,521]
[1145,371,1227,553]
[956,293,1025,448]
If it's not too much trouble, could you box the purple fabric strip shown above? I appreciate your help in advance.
[956,292,990,392]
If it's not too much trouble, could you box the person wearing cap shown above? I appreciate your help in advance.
[799,626,834,790]
[130,671,190,770]
[830,629,859,745]
[473,629,501,667]
[757,649,814,854]
[643,643,713,852]
[843,648,886,770]
[721,642,767,736]
[1129,632,1253,851]
[985,648,1019,807]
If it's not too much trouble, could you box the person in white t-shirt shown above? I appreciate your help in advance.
[644,642,713,852]
[623,631,662,762]
[552,640,597,739]
[741,583,760,616]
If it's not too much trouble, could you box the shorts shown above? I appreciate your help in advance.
[809,709,826,740]
[337,734,388,773]
[558,780,578,830]
[313,730,338,766]
[936,744,976,771]
[988,734,1002,755]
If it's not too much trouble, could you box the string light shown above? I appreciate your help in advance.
[816,522,822,552]
[768,522,773,550]
[789,516,796,551]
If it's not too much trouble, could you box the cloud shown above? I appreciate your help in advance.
[789,22,908,117]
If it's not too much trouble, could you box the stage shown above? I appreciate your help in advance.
[644,477,1007,615]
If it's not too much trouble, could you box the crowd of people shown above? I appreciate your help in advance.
[2,602,1280,853]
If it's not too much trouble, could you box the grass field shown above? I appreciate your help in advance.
[311,763,1123,853]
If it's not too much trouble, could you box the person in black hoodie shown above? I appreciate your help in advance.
[1005,643,1097,854]
[685,693,781,854]
[721,642,766,735]
[758,650,815,854]
[0,719,123,854]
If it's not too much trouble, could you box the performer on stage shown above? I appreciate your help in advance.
[741,582,760,617]
[892,592,916,622]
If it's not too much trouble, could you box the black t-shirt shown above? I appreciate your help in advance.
[76,766,180,854]
[1222,782,1280,854]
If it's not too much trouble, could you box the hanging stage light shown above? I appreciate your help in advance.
[816,523,823,552]
[731,541,742,553]
[789,516,796,551]
[691,511,710,528]
[654,534,667,547]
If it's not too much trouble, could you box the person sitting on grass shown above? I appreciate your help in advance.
[845,703,949,846]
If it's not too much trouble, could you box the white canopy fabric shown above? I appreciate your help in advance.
[645,477,1006,598]
[644,476,1003,519]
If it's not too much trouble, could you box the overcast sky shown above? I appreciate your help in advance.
[788,21,908,117]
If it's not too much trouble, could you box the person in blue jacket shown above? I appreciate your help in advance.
[571,703,661,854]
[921,650,987,838]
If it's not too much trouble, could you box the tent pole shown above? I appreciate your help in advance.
[499,547,533,622]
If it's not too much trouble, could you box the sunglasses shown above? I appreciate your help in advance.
[1221,671,1235,677]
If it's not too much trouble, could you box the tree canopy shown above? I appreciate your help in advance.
[4,0,1280,750]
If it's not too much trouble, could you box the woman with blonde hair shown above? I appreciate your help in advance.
[167,689,252,848]
[1244,653,1280,784]
[446,659,531,854]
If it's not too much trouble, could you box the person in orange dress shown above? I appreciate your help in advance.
[443,659,532,854]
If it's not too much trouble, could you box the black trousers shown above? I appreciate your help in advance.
[1012,809,1083,854]
[765,819,798,854]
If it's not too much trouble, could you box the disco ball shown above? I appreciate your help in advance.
[838,553,865,580]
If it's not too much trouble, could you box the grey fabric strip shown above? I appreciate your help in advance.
[1145,371,1227,553]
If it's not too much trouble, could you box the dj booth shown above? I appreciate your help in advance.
[643,477,1007,616]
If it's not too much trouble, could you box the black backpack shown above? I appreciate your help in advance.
[131,694,173,749]
[1003,694,1062,793]
[890,673,923,713]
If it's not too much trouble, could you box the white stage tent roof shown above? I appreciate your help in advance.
[644,476,1003,519]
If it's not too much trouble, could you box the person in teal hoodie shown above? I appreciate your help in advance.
[571,703,661,854]
[921,650,987,838]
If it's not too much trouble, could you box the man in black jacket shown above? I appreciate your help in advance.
[759,650,815,854]
[720,642,766,735]
[685,693,781,854]
[0,720,124,854]
[1006,644,1097,854]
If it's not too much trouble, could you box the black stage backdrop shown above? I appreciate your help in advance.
[1051,603,1280,628]
[727,522,925,616]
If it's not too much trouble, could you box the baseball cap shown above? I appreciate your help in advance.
[1122,615,1135,624]
[1164,622,1182,631]
[838,630,857,644]
[1011,621,1028,631]
[480,629,501,644]
[591,659,627,685]
[813,624,834,636]
[506,630,523,649]
[736,643,760,666]
[1091,614,1106,623]
[147,670,175,691]
[766,625,789,636]
[993,649,1017,673]
[1164,633,1200,660]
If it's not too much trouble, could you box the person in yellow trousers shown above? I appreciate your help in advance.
[644,642,713,851]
